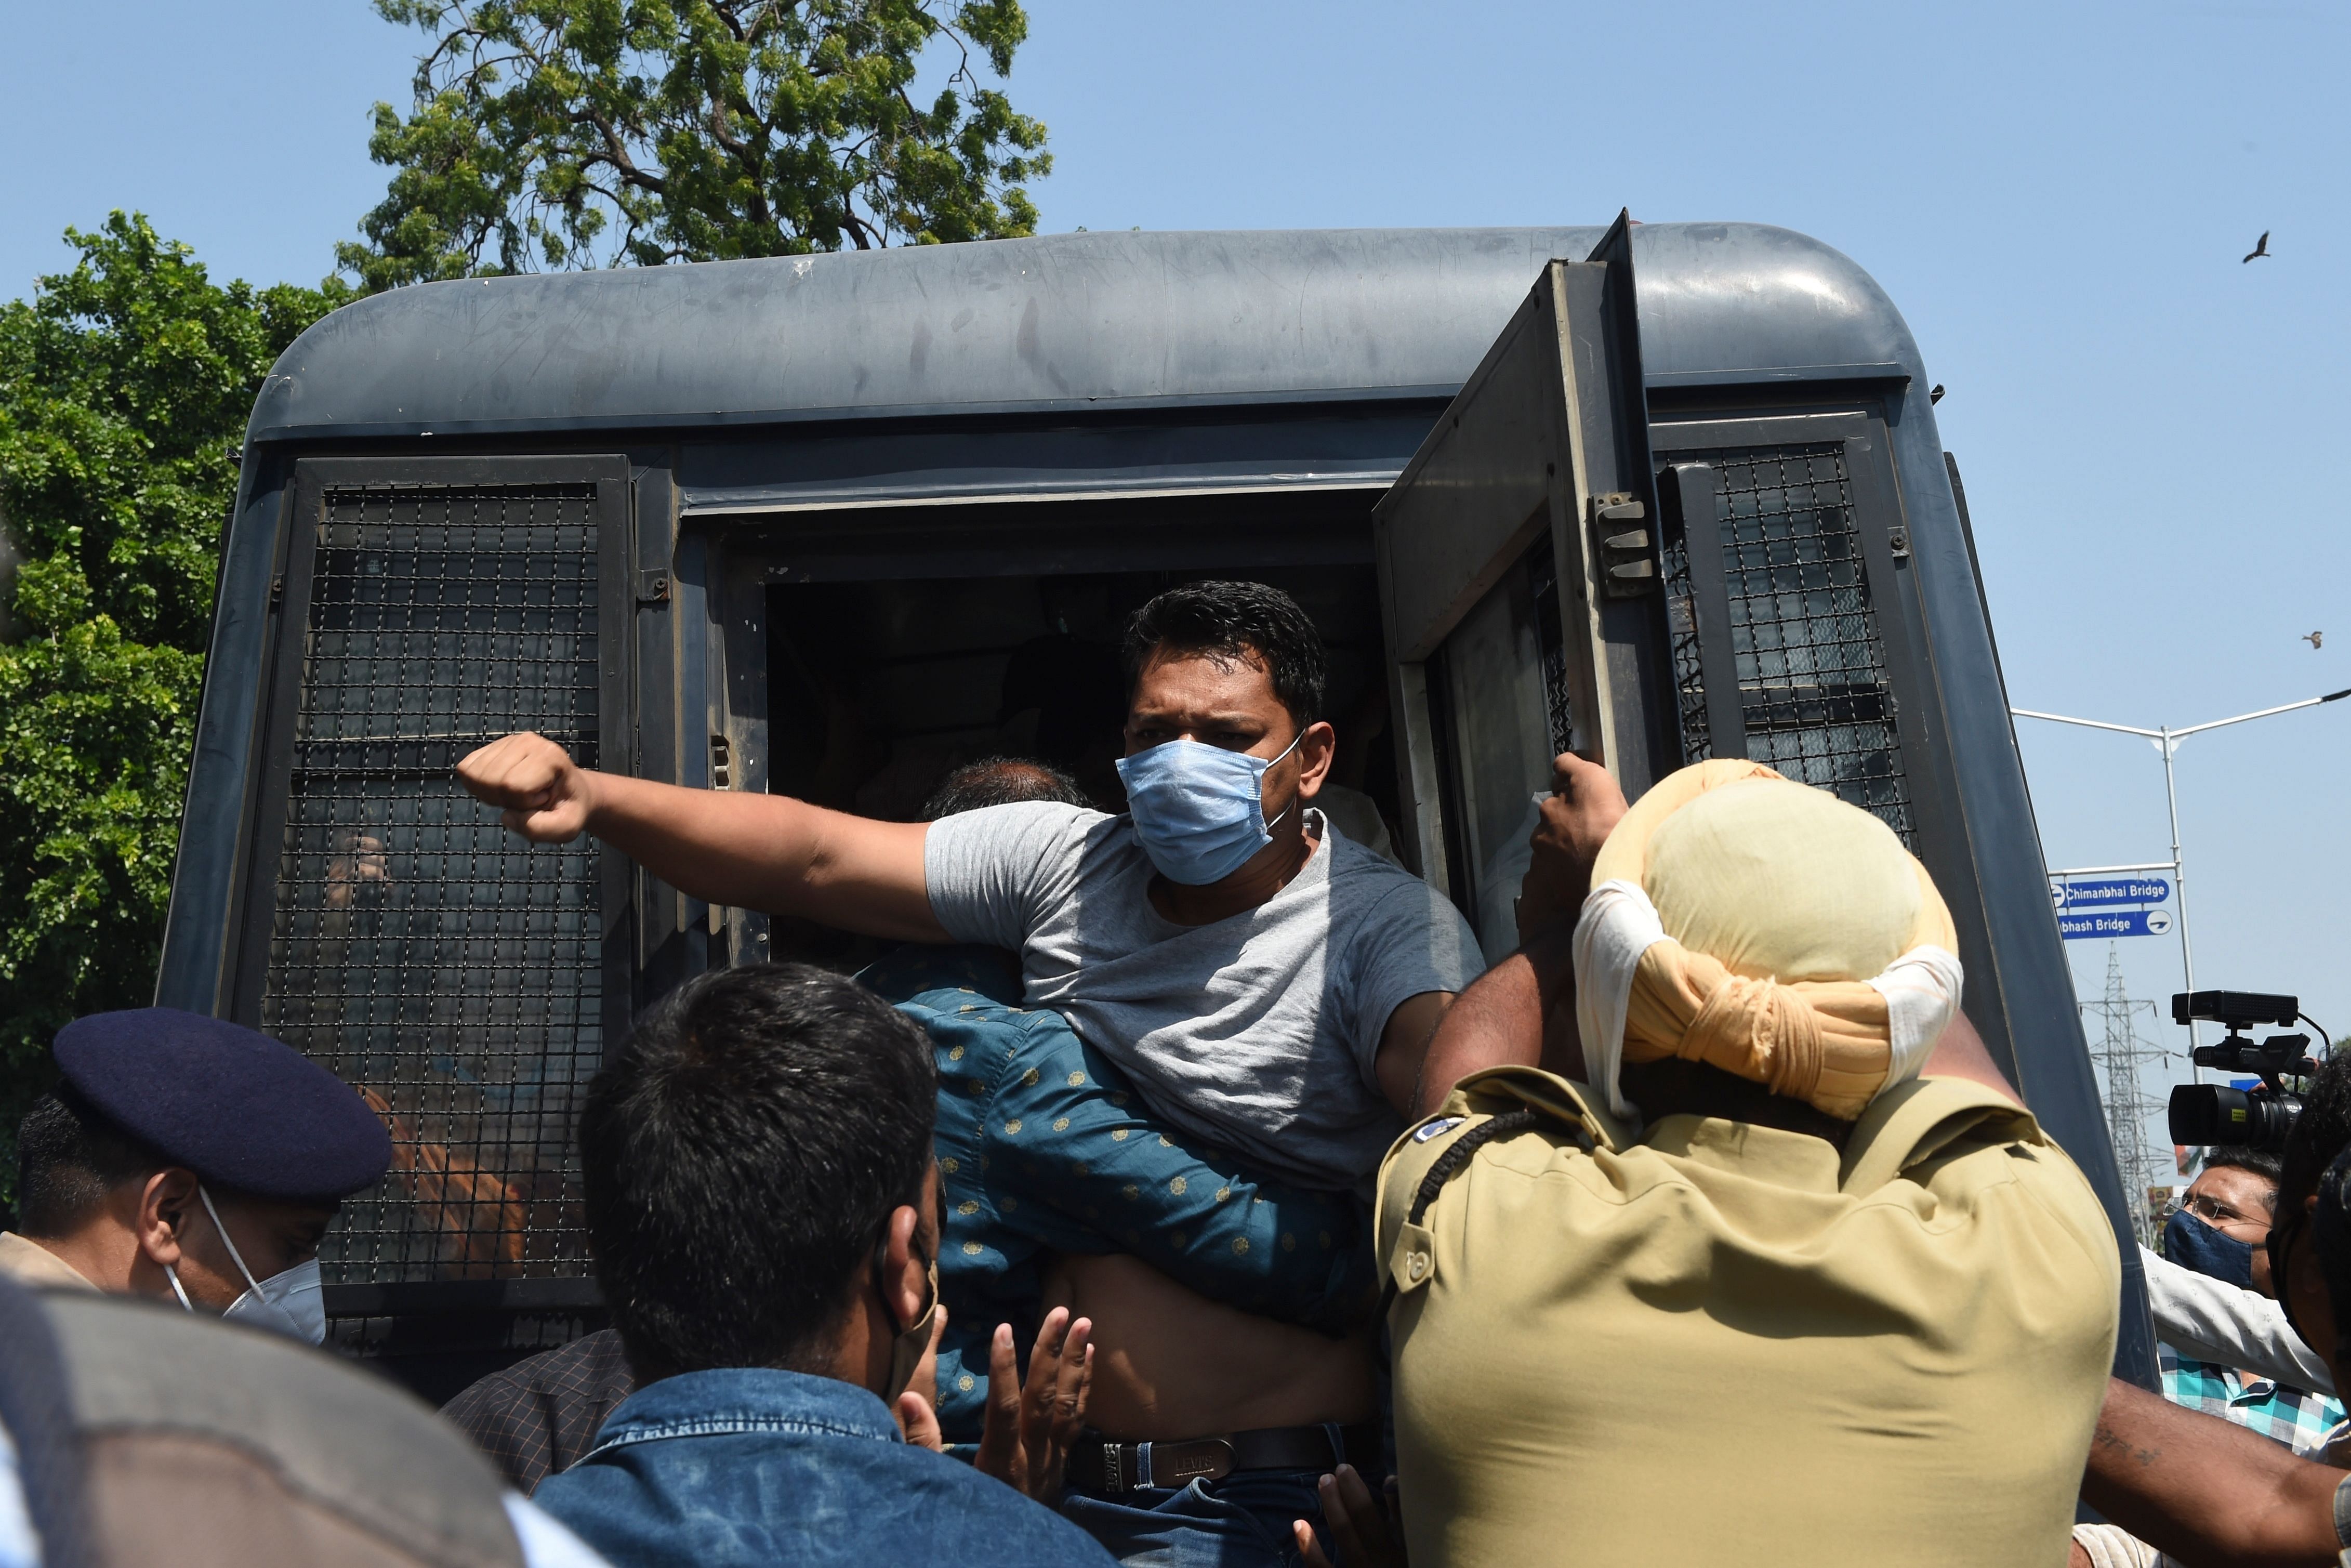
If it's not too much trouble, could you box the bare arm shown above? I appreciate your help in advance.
[1409,753,1626,1117]
[1375,990,1455,1117]
[456,731,945,941]
[2081,1376,2345,1566]
[1409,935,1575,1118]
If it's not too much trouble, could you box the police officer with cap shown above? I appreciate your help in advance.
[1,1007,391,1343]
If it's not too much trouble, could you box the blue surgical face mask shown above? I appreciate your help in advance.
[1116,732,1304,886]
[2165,1205,2258,1292]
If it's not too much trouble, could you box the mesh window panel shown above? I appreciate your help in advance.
[260,483,603,1284]
[1662,443,1914,843]
[1525,535,1576,756]
[1659,520,1712,765]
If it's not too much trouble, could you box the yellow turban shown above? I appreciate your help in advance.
[1570,759,1962,1122]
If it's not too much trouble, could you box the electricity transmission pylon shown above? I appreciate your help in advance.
[2081,944,2169,1246]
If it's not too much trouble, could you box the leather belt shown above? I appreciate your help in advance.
[1066,1421,1381,1494]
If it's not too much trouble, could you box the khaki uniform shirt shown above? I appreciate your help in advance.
[0,1230,100,1291]
[1378,1069,2121,1567]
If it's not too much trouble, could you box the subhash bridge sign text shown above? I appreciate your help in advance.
[2056,908,2174,940]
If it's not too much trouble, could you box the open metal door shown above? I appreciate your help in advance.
[1373,214,1676,961]
[1373,219,2159,1389]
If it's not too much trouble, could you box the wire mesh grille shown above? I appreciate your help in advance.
[1660,443,1914,844]
[1659,516,1712,765]
[1525,535,1576,756]
[260,483,604,1284]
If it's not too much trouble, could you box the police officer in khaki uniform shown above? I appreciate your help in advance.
[2,1008,390,1341]
[1367,760,2119,1568]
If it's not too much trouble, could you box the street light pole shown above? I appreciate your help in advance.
[2013,688,2351,1067]
[2161,724,2190,1019]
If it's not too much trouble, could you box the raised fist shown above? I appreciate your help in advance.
[455,732,594,843]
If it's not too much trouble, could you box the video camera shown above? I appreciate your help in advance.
[2166,991,2316,1154]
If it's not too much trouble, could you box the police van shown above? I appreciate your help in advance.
[157,214,2153,1394]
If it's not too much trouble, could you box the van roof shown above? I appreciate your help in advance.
[247,222,1921,444]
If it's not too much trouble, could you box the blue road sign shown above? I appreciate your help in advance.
[2049,876,2172,909]
[2058,908,2175,940]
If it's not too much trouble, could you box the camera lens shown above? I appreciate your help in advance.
[2168,1084,2303,1153]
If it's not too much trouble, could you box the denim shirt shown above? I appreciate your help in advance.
[533,1367,1114,1568]
[860,945,1375,1439]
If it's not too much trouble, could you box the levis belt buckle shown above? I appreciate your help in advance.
[1146,1438,1235,1489]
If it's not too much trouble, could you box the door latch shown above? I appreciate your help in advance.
[1590,494,1656,598]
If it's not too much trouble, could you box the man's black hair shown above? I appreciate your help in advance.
[579,964,937,1380]
[922,756,1092,820]
[15,1089,167,1238]
[2313,1144,2351,1347]
[2278,1051,2351,1215]
[1122,581,1328,730]
[2203,1145,2284,1207]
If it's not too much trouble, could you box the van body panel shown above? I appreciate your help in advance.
[153,221,2150,1393]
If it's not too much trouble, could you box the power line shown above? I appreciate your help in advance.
[2081,943,2170,1246]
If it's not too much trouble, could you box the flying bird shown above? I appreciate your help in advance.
[1930,384,1946,404]
[2305,630,2323,649]
[2244,232,2273,263]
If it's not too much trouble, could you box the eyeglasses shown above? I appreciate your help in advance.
[2165,1191,2273,1238]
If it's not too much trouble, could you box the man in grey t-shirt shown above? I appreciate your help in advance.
[458,579,1482,1564]
[928,798,1474,1192]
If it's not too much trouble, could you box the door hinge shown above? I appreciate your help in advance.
[268,573,285,613]
[1887,528,1912,560]
[1590,494,1656,598]
[709,732,732,789]
[637,570,671,605]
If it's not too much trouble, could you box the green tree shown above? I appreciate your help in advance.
[0,214,350,1208]
[342,0,1050,291]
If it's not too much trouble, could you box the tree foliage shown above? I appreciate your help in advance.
[342,0,1050,289]
[0,214,349,1203]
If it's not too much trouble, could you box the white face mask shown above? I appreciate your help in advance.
[162,1185,327,1346]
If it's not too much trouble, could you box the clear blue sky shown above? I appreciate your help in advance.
[7,1,2346,1151]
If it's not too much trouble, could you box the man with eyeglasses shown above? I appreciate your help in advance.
[2155,1148,2347,1455]
[2075,1053,2351,1565]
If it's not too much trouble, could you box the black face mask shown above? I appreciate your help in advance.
[2165,1207,2257,1290]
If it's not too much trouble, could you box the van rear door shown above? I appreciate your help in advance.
[1372,219,2160,1389]
[1371,213,1676,961]
[1375,217,1972,982]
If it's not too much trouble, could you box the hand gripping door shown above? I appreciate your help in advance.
[1372,213,1678,960]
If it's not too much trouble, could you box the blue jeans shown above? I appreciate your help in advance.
[1061,1468,1331,1567]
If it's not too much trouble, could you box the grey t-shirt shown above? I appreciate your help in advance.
[923,803,1485,1190]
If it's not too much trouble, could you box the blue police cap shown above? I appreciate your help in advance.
[53,1009,392,1201]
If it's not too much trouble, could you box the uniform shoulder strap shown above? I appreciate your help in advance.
[1378,1068,1614,1317]
[1838,1076,2047,1196]
[1403,1108,1548,1230]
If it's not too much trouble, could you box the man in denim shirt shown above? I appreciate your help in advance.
[533,963,1113,1568]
